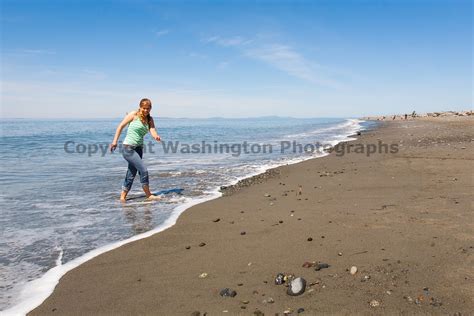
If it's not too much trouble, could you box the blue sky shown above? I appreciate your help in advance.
[1,0,472,118]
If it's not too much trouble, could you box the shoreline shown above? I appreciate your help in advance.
[5,119,368,315]
[15,117,474,315]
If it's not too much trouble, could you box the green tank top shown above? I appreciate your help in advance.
[123,116,149,146]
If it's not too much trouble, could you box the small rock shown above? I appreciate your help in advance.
[279,220,284,224]
[253,309,264,316]
[338,252,343,256]
[350,266,358,275]
[191,312,200,316]
[241,300,250,304]
[386,290,392,295]
[297,308,305,313]
[370,300,380,307]
[219,288,237,297]
[275,273,285,285]
[314,263,330,271]
[199,242,206,247]
[267,297,275,304]
[307,237,313,241]
[287,277,307,296]
[264,193,271,197]
[430,297,442,307]
[302,261,315,268]
[237,283,243,286]
[185,246,191,250]
[213,218,220,222]
[198,273,208,279]
[241,231,246,235]
[309,280,320,286]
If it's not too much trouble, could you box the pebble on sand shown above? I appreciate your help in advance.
[302,261,315,268]
[314,263,329,271]
[219,288,237,297]
[287,277,307,296]
[370,300,380,307]
[275,273,285,285]
[350,266,358,275]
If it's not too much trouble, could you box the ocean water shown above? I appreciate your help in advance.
[0,117,374,313]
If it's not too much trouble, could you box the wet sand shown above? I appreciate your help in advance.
[31,117,473,315]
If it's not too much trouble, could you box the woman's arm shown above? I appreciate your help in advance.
[149,117,161,142]
[110,111,136,152]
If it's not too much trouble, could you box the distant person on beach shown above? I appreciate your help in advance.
[404,114,408,120]
[110,98,162,202]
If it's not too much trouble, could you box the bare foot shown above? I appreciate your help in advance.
[120,191,128,203]
[145,195,161,201]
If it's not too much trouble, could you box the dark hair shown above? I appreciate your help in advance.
[137,98,152,125]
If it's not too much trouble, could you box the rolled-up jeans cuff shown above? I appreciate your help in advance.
[122,186,130,192]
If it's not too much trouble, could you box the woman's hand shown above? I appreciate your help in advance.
[110,143,118,152]
[154,135,161,142]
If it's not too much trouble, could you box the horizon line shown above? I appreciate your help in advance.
[0,115,360,120]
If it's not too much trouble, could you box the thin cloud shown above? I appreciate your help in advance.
[11,49,56,55]
[203,36,252,47]
[204,35,342,88]
[188,52,208,59]
[155,29,170,37]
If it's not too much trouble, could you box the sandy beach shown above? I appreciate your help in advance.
[30,117,473,315]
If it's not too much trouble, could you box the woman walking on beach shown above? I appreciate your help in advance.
[110,98,162,202]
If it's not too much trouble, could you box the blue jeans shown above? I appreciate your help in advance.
[122,145,149,192]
